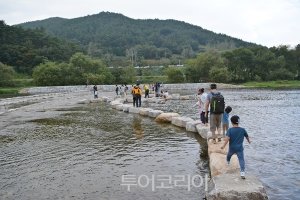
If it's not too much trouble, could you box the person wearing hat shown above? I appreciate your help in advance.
[221,115,251,179]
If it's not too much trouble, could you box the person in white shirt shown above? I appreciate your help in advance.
[163,90,169,99]
[195,88,208,125]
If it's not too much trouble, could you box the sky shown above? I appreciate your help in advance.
[0,0,299,48]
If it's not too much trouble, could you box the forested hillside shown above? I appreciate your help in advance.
[19,12,256,61]
[1,12,299,87]
[0,20,81,74]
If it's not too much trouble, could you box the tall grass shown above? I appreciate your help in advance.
[0,78,34,97]
[243,80,300,89]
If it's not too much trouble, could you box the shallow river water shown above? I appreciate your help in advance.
[0,89,299,200]
[149,89,300,200]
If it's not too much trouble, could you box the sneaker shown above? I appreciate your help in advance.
[240,171,245,179]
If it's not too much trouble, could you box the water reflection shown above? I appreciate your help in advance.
[132,116,144,140]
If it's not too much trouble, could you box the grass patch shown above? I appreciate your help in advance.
[0,78,34,98]
[0,87,21,95]
[30,118,75,126]
[0,87,31,98]
[12,78,34,87]
[243,80,300,89]
[136,76,168,84]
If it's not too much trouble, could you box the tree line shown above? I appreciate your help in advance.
[182,45,300,83]
[1,45,299,87]
[1,15,299,87]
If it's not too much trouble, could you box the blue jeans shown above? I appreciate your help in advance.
[227,149,245,172]
[136,95,141,107]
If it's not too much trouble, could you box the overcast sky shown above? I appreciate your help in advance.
[1,0,299,48]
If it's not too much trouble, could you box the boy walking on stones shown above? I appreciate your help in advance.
[221,115,251,179]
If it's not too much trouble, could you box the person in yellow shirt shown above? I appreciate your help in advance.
[132,85,142,107]
[143,84,149,98]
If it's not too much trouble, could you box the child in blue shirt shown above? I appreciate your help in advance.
[221,115,251,179]
[222,106,232,137]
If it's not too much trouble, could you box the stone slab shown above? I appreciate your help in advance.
[139,108,153,116]
[209,153,239,177]
[148,110,164,118]
[116,104,124,111]
[206,172,268,200]
[196,124,210,139]
[128,107,140,114]
[122,105,131,112]
[171,116,194,128]
[155,112,180,123]
[186,120,201,132]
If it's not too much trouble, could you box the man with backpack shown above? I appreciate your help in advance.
[205,83,225,144]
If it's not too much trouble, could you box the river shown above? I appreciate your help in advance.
[0,89,299,200]
[149,89,300,200]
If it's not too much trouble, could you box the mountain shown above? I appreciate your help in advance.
[18,12,257,59]
[0,20,80,74]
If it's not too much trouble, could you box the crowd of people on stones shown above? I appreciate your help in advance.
[111,82,169,107]
[195,83,250,179]
[91,82,251,179]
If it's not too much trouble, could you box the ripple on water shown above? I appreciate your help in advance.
[149,89,300,199]
[0,102,208,200]
[1,89,299,199]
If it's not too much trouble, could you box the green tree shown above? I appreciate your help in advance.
[223,48,255,82]
[0,62,15,86]
[294,44,300,79]
[83,73,107,85]
[0,21,79,74]
[96,64,115,84]
[119,66,136,84]
[165,67,185,83]
[69,53,100,74]
[32,53,114,86]
[251,47,276,81]
[269,68,294,80]
[209,67,229,83]
[186,51,224,82]
[32,62,63,86]
[68,53,111,84]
